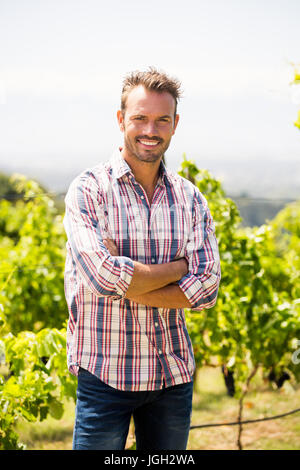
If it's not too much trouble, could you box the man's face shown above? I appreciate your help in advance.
[117,85,179,164]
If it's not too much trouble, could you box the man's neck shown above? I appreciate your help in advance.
[120,148,161,192]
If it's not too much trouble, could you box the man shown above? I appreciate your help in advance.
[63,67,221,450]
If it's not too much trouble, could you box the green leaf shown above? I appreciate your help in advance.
[49,397,64,420]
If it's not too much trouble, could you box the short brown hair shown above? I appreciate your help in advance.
[121,67,182,117]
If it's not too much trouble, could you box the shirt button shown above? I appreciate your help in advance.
[141,196,144,200]
[155,322,158,327]
[158,349,162,355]
[151,258,155,263]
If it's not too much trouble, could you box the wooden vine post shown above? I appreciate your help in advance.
[236,365,259,450]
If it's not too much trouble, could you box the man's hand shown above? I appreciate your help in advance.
[103,238,119,256]
[175,257,189,279]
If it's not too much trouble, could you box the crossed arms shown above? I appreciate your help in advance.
[102,238,192,308]
[63,174,221,311]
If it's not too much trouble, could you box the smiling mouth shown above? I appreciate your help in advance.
[136,138,162,148]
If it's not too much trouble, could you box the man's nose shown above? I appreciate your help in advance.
[143,120,159,136]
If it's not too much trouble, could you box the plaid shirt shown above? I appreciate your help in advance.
[63,149,220,391]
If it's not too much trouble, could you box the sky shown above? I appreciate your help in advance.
[0,0,299,194]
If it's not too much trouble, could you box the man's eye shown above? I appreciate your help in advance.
[134,116,144,120]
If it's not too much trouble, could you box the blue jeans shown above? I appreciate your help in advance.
[73,368,193,450]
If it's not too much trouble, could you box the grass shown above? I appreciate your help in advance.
[188,366,300,450]
[15,399,74,450]
[14,366,300,451]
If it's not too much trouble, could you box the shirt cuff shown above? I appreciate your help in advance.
[113,256,135,298]
[177,273,204,309]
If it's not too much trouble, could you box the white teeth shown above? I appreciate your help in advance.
[139,140,159,146]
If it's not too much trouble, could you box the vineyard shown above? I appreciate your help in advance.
[0,153,299,450]
[1,65,300,449]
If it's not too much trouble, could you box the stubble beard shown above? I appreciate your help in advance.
[123,133,171,164]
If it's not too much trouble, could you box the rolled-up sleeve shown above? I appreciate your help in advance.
[63,171,134,299]
[177,190,221,311]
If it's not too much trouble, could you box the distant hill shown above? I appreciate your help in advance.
[1,154,300,198]
[229,196,294,227]
[1,155,299,227]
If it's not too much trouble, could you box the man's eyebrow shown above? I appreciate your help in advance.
[131,114,172,119]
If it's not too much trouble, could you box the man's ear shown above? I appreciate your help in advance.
[117,110,124,132]
[172,114,179,135]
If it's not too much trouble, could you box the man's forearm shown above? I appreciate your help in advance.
[126,283,192,309]
[102,238,188,298]
[124,258,188,297]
